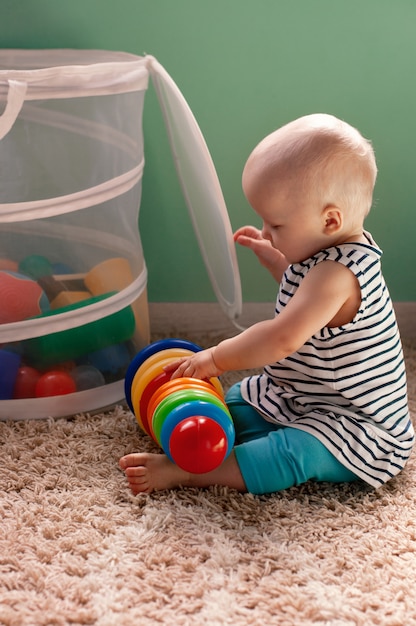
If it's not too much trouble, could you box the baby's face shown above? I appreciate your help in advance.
[243,173,328,264]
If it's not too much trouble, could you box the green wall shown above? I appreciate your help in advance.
[1,0,415,303]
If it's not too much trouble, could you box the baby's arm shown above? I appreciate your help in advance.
[234,225,289,283]
[168,260,360,379]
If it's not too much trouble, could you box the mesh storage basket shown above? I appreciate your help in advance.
[0,50,150,418]
[0,50,242,420]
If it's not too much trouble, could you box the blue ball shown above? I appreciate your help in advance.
[87,343,130,374]
[72,365,105,391]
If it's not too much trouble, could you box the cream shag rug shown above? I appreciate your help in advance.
[1,336,416,626]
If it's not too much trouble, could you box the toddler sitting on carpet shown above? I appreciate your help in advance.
[120,113,414,495]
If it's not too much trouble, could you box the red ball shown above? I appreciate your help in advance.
[0,271,49,324]
[35,370,77,397]
[169,416,227,474]
[13,365,42,399]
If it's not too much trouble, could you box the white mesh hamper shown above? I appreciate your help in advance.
[0,50,150,419]
[0,50,241,420]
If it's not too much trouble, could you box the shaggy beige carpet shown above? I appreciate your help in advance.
[1,335,416,626]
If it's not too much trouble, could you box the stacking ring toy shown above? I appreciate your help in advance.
[124,338,202,412]
[124,338,235,474]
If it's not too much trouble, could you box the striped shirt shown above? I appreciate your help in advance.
[241,233,414,488]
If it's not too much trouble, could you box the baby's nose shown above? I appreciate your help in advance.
[261,223,272,242]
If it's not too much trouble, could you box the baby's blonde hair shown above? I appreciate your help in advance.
[245,114,377,219]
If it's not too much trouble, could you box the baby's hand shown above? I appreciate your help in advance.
[234,225,277,266]
[164,348,223,380]
[234,225,288,282]
[234,225,264,249]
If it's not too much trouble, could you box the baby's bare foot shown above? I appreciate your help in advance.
[119,452,190,494]
[119,450,246,494]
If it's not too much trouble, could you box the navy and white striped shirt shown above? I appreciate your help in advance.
[241,233,414,487]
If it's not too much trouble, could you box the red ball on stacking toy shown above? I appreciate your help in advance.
[169,416,228,474]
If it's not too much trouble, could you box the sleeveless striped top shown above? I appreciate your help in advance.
[241,233,414,488]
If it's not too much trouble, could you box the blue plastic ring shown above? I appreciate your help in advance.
[124,338,202,412]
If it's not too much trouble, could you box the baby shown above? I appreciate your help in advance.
[120,113,414,495]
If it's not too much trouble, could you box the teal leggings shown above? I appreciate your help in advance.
[226,383,358,495]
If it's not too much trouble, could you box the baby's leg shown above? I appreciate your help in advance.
[234,427,358,494]
[227,383,358,494]
[119,451,247,495]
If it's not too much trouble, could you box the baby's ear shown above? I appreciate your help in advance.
[323,206,343,233]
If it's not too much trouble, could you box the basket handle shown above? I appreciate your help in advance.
[0,80,27,141]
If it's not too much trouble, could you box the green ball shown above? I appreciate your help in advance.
[19,255,53,280]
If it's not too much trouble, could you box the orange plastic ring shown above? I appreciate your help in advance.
[146,377,226,432]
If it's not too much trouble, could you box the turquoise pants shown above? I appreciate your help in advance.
[226,383,358,495]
